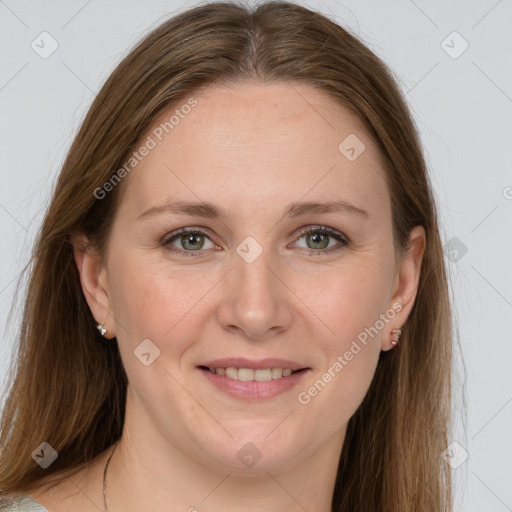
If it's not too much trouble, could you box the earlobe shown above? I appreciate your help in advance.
[383,225,426,351]
[71,231,116,339]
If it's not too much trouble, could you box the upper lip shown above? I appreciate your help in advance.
[198,357,309,371]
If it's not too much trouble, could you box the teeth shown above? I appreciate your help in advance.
[207,367,298,381]
[255,369,272,381]
[225,367,238,379]
[238,368,254,381]
[271,368,282,379]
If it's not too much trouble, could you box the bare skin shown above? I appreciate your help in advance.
[30,81,425,511]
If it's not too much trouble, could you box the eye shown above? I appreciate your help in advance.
[162,227,216,257]
[292,225,349,255]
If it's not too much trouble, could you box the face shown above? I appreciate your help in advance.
[78,81,423,474]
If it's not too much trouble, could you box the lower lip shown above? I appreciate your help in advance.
[198,367,310,402]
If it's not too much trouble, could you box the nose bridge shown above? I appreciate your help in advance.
[236,243,276,301]
[216,235,293,338]
[234,239,280,314]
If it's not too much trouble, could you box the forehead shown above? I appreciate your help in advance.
[119,81,390,219]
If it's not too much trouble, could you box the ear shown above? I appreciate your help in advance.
[71,230,116,339]
[382,225,426,351]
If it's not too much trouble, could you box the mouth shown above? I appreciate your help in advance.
[196,358,311,401]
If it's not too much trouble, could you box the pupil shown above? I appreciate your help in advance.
[309,232,328,249]
[183,233,203,250]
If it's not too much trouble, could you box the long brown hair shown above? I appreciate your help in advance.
[0,1,453,510]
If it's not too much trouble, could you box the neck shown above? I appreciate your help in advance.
[103,393,345,511]
[107,440,340,511]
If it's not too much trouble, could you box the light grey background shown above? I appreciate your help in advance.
[1,1,511,510]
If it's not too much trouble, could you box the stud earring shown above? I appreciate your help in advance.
[390,328,401,347]
[96,322,107,336]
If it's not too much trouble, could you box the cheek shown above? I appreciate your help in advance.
[311,256,392,344]
[107,249,219,353]
[106,256,209,406]
[297,258,391,418]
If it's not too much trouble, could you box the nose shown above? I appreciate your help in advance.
[215,245,293,341]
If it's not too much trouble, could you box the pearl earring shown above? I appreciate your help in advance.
[390,328,401,347]
[96,322,107,336]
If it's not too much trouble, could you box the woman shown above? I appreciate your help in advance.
[0,1,453,510]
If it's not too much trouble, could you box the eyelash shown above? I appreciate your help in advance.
[161,225,349,257]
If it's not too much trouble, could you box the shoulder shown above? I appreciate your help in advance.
[0,450,111,512]
[0,493,49,511]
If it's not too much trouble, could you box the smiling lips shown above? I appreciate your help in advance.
[198,357,310,401]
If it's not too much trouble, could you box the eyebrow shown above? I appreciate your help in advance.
[137,199,369,221]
